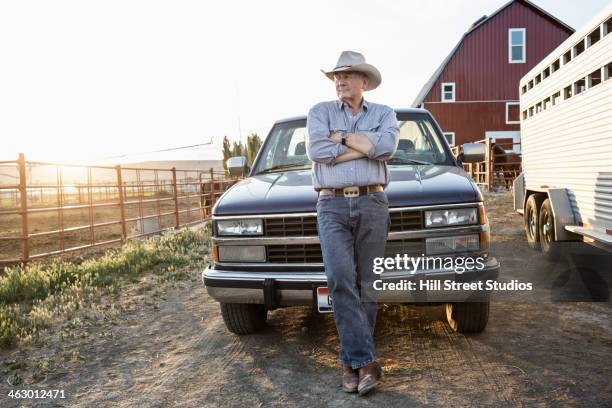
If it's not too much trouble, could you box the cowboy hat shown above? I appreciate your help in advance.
[321,50,382,91]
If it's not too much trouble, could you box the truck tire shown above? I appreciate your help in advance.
[220,303,267,334]
[524,194,542,250]
[538,199,561,261]
[445,301,489,333]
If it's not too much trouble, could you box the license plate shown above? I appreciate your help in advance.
[316,287,333,313]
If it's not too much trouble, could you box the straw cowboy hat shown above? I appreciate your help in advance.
[321,50,382,91]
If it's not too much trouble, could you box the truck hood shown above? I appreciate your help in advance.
[213,165,481,215]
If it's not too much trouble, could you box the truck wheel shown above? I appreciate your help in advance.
[524,194,542,250]
[220,303,267,334]
[539,199,561,261]
[445,301,489,333]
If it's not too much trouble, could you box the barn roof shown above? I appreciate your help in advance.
[410,0,574,107]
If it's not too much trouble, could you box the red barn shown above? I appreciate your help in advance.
[411,0,574,151]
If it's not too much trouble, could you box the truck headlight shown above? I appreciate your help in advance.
[426,234,480,255]
[218,245,266,262]
[217,219,263,236]
[425,208,478,227]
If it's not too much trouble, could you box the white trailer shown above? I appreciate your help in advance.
[513,4,612,259]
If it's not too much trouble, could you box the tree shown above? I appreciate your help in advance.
[232,141,244,158]
[246,133,262,166]
[222,136,232,170]
[221,133,262,170]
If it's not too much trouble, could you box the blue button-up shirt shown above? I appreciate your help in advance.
[306,99,399,189]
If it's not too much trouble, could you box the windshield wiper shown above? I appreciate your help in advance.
[388,157,433,165]
[258,163,311,174]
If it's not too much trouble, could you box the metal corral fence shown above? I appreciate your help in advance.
[0,153,240,265]
[451,139,522,191]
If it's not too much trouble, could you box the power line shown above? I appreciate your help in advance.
[102,138,214,160]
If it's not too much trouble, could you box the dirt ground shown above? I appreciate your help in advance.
[1,191,611,407]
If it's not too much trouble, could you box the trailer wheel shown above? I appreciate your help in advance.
[445,301,490,333]
[524,194,542,250]
[539,199,561,261]
[220,303,267,334]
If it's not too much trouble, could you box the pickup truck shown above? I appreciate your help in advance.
[203,108,500,335]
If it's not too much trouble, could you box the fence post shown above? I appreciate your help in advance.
[116,165,127,241]
[486,139,492,192]
[199,172,205,221]
[17,153,29,264]
[209,168,216,207]
[172,167,180,229]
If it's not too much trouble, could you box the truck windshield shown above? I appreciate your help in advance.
[252,113,451,174]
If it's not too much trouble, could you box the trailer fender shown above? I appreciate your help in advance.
[512,173,525,214]
[546,188,576,241]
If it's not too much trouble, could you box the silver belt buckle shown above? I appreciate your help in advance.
[343,186,359,198]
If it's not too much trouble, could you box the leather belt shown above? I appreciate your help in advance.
[318,185,384,198]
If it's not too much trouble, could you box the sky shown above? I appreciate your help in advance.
[0,0,608,164]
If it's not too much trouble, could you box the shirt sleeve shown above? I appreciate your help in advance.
[306,103,348,165]
[359,107,400,161]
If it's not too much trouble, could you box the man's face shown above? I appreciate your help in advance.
[333,71,367,101]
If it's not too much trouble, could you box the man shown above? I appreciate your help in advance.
[306,50,399,396]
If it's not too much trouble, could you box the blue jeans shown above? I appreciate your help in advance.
[316,191,390,369]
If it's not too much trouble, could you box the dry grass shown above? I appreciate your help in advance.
[0,227,210,348]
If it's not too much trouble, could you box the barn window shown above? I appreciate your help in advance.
[588,68,602,88]
[505,102,520,124]
[509,28,526,63]
[443,132,455,146]
[551,59,560,72]
[441,82,455,102]
[587,27,601,47]
[564,85,572,99]
[552,91,560,106]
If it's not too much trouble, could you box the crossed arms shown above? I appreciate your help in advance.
[306,104,399,166]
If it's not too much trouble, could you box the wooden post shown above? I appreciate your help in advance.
[17,153,29,264]
[172,167,180,229]
[116,165,127,240]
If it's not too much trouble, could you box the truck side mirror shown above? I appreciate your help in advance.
[459,143,486,163]
[227,156,249,177]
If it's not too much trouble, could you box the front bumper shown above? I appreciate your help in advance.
[202,257,500,307]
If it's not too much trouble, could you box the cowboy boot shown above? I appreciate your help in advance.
[357,361,384,396]
[341,364,359,393]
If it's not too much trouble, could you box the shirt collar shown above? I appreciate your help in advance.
[337,98,368,112]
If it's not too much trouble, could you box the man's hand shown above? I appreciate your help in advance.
[329,132,342,144]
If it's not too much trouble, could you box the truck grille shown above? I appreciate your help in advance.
[389,210,422,231]
[267,244,323,263]
[384,239,425,258]
[264,210,422,237]
[266,239,424,264]
[266,216,318,236]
